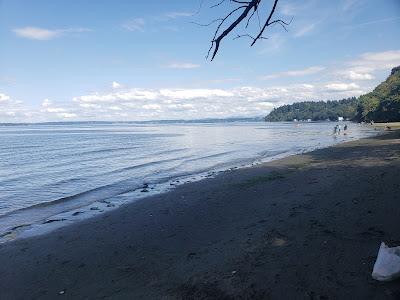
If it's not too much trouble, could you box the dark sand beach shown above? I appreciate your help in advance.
[1,130,400,299]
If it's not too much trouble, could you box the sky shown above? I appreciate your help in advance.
[1,0,400,122]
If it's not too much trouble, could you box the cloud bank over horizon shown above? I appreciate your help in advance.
[0,82,365,123]
[1,43,399,122]
[13,27,92,40]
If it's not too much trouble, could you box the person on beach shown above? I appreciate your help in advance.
[333,124,341,135]
[344,124,348,135]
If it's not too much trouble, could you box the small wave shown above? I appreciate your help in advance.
[183,150,236,163]
[100,155,194,176]
[0,176,146,235]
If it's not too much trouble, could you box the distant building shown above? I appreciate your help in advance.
[307,119,312,122]
[338,116,344,121]
[293,119,298,122]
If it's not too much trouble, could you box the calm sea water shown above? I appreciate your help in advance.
[0,121,378,238]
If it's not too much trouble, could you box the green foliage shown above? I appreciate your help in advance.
[356,66,400,122]
[265,98,358,122]
[265,66,400,122]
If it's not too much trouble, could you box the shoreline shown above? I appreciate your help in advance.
[0,125,382,243]
[0,129,399,298]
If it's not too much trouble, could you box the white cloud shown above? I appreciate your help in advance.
[324,49,400,85]
[0,93,11,102]
[13,27,58,40]
[67,83,365,121]
[350,17,400,29]
[1,78,371,122]
[342,0,361,11]
[345,71,374,80]
[159,89,233,99]
[294,23,316,37]
[360,50,400,62]
[57,113,77,118]
[261,66,325,79]
[280,3,297,16]
[4,47,400,122]
[13,27,91,40]
[74,89,159,103]
[0,92,34,122]
[79,103,101,109]
[112,81,122,89]
[41,98,52,107]
[40,98,78,118]
[0,76,16,85]
[122,18,145,32]
[46,107,66,113]
[257,34,285,54]
[164,63,200,69]
[325,82,359,91]
[142,104,161,110]
[346,50,400,75]
[164,12,193,19]
[108,106,122,111]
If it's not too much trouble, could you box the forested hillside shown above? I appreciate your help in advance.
[265,98,358,122]
[265,66,400,122]
[355,66,400,122]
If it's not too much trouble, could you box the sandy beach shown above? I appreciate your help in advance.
[1,130,399,299]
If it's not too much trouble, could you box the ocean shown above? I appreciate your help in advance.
[0,121,378,240]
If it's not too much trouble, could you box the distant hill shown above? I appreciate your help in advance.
[265,97,358,122]
[355,66,400,122]
[265,66,400,122]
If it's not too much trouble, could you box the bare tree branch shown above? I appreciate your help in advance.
[250,0,279,46]
[210,0,227,9]
[199,0,290,61]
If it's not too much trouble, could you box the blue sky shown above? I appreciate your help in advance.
[1,0,400,122]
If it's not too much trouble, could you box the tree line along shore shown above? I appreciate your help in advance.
[265,66,400,123]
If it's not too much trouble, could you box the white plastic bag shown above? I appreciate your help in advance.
[372,242,400,281]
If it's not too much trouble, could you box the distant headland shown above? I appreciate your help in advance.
[265,66,400,123]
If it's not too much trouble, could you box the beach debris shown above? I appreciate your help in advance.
[90,207,99,211]
[372,242,400,281]
[43,218,66,224]
[272,238,287,247]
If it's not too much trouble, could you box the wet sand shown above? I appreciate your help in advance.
[1,130,400,299]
